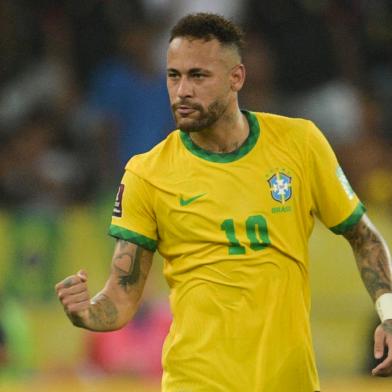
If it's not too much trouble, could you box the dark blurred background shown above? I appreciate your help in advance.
[0,1,391,391]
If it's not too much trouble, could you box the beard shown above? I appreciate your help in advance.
[172,99,227,133]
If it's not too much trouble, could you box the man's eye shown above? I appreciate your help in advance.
[193,73,204,79]
[168,73,179,79]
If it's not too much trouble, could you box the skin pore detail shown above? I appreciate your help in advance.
[360,268,391,299]
[343,216,392,302]
[88,293,118,328]
[383,320,392,335]
[172,97,228,134]
[70,293,118,330]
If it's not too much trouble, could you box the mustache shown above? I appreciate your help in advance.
[172,101,203,111]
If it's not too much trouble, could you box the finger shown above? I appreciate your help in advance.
[55,273,85,292]
[57,282,88,300]
[374,325,386,359]
[55,279,71,292]
[372,361,392,376]
[63,276,77,288]
[77,269,88,282]
[62,291,90,307]
[372,347,392,376]
[55,276,78,292]
[66,300,91,314]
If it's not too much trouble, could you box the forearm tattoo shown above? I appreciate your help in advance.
[68,241,152,330]
[70,293,118,330]
[383,319,392,335]
[344,218,392,301]
[114,240,145,290]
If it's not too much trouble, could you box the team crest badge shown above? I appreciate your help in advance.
[268,172,292,203]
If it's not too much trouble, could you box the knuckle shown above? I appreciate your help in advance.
[67,304,77,313]
[78,293,86,302]
[55,285,62,293]
[58,291,66,300]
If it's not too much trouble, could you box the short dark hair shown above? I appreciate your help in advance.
[169,13,244,56]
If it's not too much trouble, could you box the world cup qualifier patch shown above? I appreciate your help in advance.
[113,184,125,217]
[268,171,292,203]
[336,166,355,200]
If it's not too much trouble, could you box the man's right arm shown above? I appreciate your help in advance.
[55,239,154,331]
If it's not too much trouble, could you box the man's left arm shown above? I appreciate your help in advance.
[343,214,392,376]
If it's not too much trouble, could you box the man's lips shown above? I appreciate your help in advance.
[176,106,196,115]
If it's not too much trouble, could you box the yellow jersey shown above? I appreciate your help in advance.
[109,111,365,392]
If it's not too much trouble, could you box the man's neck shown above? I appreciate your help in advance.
[189,109,249,153]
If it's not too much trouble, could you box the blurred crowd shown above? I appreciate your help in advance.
[0,0,391,381]
[0,0,391,212]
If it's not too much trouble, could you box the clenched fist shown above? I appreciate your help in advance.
[55,270,90,326]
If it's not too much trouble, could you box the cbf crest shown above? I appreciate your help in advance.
[268,172,292,203]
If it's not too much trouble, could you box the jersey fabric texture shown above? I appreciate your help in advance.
[109,111,365,392]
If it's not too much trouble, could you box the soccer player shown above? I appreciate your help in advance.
[55,13,392,391]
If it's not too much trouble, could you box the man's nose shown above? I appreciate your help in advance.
[177,77,193,98]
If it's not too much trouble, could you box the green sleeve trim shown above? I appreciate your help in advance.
[108,224,157,251]
[329,202,366,235]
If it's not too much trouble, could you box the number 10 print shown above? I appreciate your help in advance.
[220,215,271,255]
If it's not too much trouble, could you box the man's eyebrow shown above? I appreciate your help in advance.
[189,68,211,74]
[166,68,211,74]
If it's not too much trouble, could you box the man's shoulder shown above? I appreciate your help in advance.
[125,129,181,177]
[253,111,314,130]
[252,111,318,145]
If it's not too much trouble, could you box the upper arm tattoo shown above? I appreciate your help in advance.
[112,239,152,290]
[344,216,392,301]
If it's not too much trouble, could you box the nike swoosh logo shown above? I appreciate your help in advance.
[179,193,207,206]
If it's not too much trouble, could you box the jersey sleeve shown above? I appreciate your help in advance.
[307,121,366,234]
[108,167,157,251]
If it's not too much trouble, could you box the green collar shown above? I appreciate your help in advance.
[180,110,260,163]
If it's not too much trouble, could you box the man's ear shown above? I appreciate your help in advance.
[230,64,246,92]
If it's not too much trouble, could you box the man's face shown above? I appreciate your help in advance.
[167,37,240,133]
